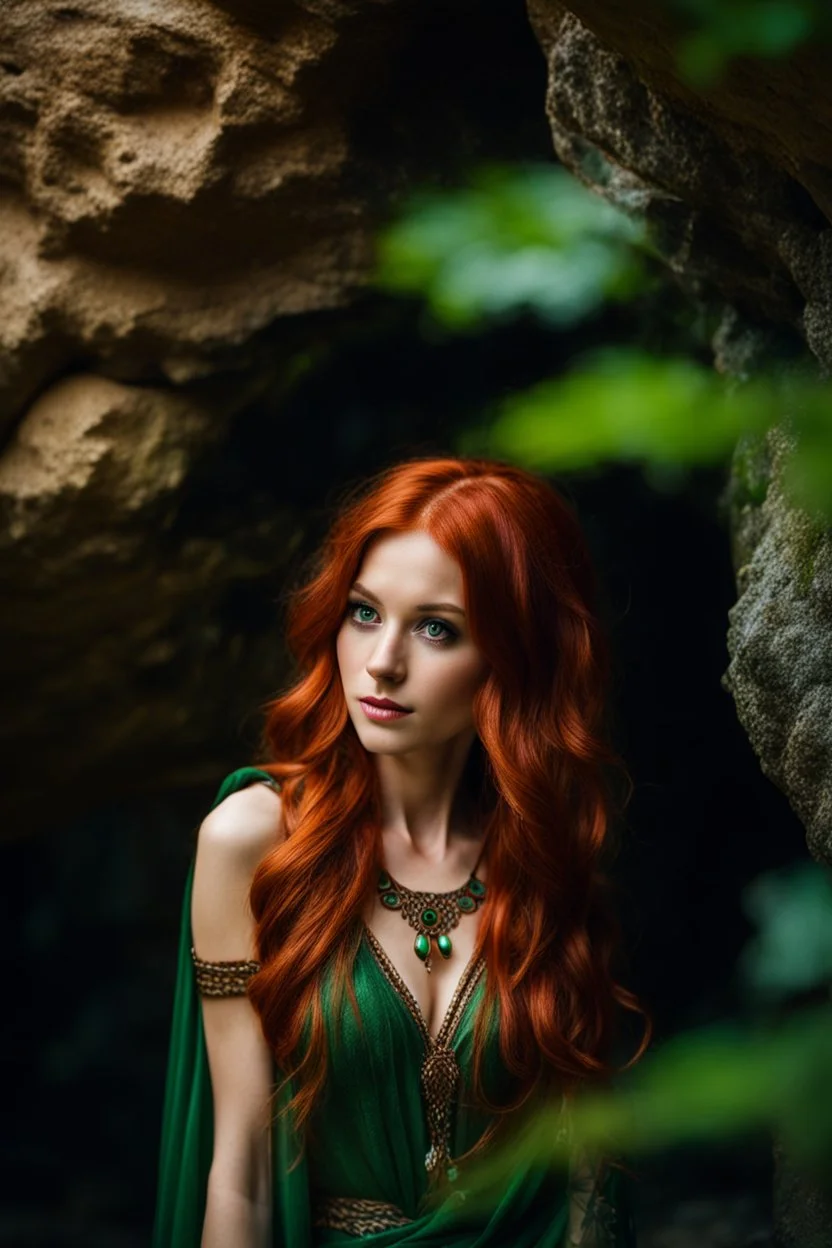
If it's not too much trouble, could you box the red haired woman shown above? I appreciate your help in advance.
[153,456,651,1247]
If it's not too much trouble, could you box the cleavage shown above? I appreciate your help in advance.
[362,894,484,1043]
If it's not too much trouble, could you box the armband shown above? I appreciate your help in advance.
[191,948,261,997]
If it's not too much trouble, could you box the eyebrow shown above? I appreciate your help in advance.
[350,581,466,616]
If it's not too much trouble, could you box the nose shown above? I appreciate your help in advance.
[365,625,407,685]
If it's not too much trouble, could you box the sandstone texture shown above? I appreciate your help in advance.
[0,367,305,831]
[0,0,382,427]
[0,0,389,830]
[0,0,544,832]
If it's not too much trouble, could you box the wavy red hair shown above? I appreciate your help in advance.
[248,456,652,1166]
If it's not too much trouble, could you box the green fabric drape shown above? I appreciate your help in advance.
[152,767,637,1246]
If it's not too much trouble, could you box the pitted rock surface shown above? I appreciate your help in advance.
[0,0,387,429]
[522,20,832,1240]
[0,369,302,833]
[529,1,832,866]
[0,0,549,831]
[527,1,832,368]
[723,424,832,868]
[0,0,376,828]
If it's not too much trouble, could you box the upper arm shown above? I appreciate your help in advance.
[192,782,286,1197]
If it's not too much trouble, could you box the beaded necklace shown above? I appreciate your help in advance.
[375,841,488,972]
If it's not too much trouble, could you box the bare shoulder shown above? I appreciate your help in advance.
[197,780,286,872]
[193,781,286,960]
[199,783,286,853]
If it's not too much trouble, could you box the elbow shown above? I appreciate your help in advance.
[207,1135,272,1209]
[202,1152,272,1248]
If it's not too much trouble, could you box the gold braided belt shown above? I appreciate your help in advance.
[312,1195,414,1237]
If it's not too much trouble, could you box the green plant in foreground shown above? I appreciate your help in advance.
[375,145,832,1219]
[668,0,826,87]
[377,166,832,525]
[377,166,650,331]
[459,349,832,524]
[449,1002,832,1215]
[739,862,832,1007]
[449,861,832,1214]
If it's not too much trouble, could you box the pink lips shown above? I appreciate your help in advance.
[359,697,413,722]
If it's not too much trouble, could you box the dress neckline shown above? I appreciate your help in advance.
[361,921,485,1048]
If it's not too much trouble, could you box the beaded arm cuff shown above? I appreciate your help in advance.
[191,948,261,997]
[190,773,277,997]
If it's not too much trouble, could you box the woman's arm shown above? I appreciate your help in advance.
[191,782,285,1248]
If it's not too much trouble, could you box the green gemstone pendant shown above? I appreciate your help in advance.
[376,860,486,973]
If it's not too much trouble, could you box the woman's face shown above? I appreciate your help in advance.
[336,530,487,757]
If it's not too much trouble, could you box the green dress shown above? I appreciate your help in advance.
[153,767,637,1246]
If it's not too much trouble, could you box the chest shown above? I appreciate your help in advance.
[361,872,486,1044]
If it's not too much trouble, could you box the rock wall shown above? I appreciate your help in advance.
[524,7,832,1245]
[0,0,548,833]
[723,423,832,869]
[0,0,386,831]
[0,0,381,423]
[527,0,832,873]
[526,0,832,368]
[2,2,829,1244]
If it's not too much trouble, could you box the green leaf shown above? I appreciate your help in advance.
[486,351,774,471]
[738,862,832,1003]
[375,166,648,330]
[673,0,820,87]
[452,1005,832,1217]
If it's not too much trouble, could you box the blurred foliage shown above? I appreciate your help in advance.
[376,165,832,523]
[739,861,832,1007]
[666,0,830,86]
[447,861,832,1214]
[466,349,832,522]
[465,349,768,466]
[377,166,652,331]
[452,1004,832,1212]
[373,63,832,1206]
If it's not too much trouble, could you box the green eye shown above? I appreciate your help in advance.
[347,600,378,624]
[347,600,456,645]
[422,619,456,644]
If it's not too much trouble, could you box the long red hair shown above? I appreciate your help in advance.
[248,456,652,1162]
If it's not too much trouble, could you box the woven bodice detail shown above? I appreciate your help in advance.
[361,925,486,1183]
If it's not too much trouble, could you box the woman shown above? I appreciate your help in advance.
[153,456,652,1247]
